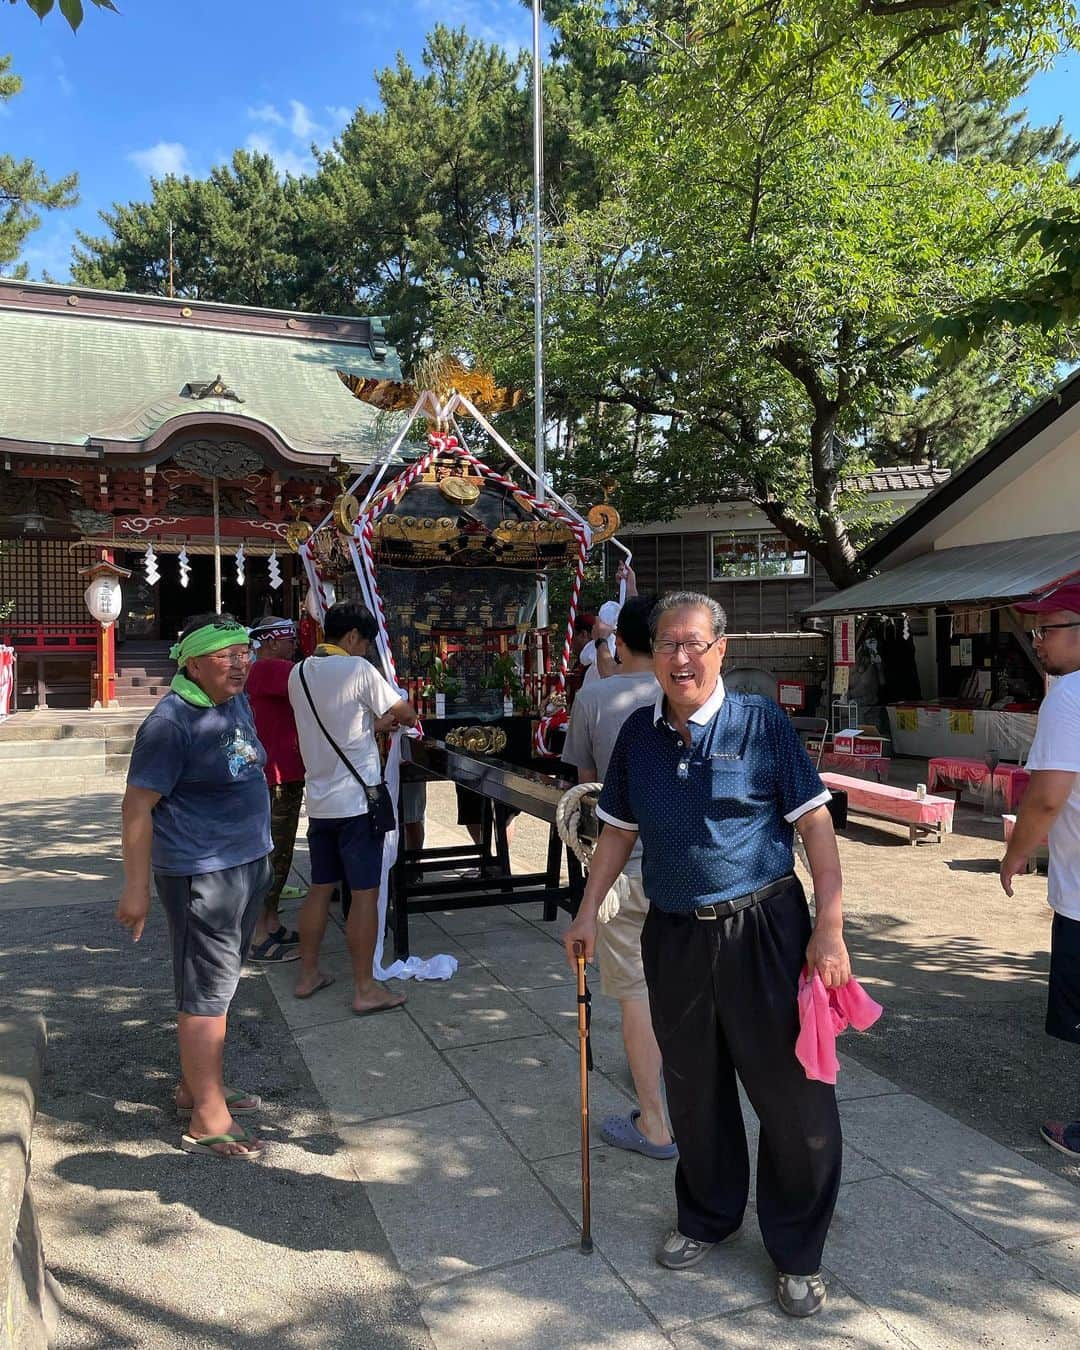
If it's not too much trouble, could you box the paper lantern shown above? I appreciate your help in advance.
[85,575,123,626]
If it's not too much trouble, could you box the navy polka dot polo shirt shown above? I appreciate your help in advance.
[596,679,831,912]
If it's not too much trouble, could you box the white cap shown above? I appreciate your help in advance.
[598,600,621,627]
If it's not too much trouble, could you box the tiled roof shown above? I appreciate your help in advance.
[843,465,952,493]
[0,287,400,464]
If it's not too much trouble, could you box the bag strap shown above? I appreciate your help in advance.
[297,658,376,792]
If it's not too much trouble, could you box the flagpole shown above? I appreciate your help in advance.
[531,0,548,634]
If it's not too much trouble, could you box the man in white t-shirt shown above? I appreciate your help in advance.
[1001,583,1080,1159]
[288,601,418,1015]
[562,596,676,1160]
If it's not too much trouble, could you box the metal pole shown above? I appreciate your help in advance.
[212,476,223,612]
[531,0,549,632]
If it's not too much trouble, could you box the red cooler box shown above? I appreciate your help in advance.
[833,728,885,757]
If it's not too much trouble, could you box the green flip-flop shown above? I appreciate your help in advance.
[180,1123,263,1159]
[176,1086,262,1119]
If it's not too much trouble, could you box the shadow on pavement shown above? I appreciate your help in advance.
[0,900,435,1349]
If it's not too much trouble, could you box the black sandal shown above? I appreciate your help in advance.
[249,935,300,963]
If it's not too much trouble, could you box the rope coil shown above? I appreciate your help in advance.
[556,783,627,924]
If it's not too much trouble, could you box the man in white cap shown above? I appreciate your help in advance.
[246,617,305,961]
[581,563,637,684]
[1002,582,1080,1158]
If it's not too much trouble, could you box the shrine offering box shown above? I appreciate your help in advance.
[833,729,885,757]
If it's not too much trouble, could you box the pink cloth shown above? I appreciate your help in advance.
[795,969,883,1084]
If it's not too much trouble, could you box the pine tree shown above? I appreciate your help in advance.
[0,54,78,275]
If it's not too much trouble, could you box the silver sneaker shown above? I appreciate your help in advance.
[656,1225,740,1270]
[777,1271,827,1317]
[656,1229,714,1269]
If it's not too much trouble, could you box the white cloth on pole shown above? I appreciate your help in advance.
[372,731,458,981]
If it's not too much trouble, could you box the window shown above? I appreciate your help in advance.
[710,531,808,581]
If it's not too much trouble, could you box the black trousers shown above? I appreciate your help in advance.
[641,878,842,1276]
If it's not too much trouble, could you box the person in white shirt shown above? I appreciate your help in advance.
[562,596,676,1160]
[288,601,418,1015]
[1001,584,1080,1159]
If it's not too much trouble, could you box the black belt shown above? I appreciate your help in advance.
[690,874,797,921]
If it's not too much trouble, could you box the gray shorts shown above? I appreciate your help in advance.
[155,856,272,1016]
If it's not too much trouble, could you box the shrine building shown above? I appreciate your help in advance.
[0,278,399,709]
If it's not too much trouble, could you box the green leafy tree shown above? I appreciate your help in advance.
[72,150,307,307]
[301,26,540,361]
[7,0,116,32]
[1,53,78,275]
[447,2,1079,586]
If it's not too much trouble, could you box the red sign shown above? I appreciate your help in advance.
[0,646,13,719]
[833,616,855,666]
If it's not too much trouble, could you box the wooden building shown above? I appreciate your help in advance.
[620,466,950,633]
[0,279,398,708]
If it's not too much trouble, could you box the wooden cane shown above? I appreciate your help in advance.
[573,939,593,1254]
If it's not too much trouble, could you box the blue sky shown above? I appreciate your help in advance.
[1,0,1077,284]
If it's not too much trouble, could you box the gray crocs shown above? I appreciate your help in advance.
[777,1271,827,1317]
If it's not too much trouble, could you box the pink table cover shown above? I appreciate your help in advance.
[928,757,1031,811]
[820,752,890,781]
[822,773,955,826]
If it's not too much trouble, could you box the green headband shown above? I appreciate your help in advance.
[169,621,250,666]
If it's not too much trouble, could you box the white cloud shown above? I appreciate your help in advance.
[245,132,313,179]
[326,104,353,129]
[289,99,319,140]
[247,102,286,127]
[416,0,532,58]
[128,141,190,179]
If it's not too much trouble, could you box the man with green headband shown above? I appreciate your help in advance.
[117,611,273,1159]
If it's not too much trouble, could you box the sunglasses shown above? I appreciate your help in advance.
[1029,621,1080,641]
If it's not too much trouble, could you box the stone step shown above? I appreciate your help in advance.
[0,738,108,762]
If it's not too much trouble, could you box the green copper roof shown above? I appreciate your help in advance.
[0,306,402,463]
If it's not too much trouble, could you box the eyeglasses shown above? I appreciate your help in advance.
[208,649,252,666]
[651,637,723,656]
[1030,622,1080,641]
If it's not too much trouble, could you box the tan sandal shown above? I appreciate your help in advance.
[180,1124,263,1159]
[176,1086,261,1119]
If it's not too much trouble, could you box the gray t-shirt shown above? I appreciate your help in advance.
[562,669,659,878]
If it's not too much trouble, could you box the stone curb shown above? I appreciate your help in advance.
[0,1012,59,1350]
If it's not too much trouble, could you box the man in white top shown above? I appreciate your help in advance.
[1001,583,1080,1159]
[580,562,638,684]
[288,601,418,1015]
[562,596,676,1160]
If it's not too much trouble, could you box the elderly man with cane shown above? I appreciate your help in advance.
[116,613,272,1158]
[564,591,850,1318]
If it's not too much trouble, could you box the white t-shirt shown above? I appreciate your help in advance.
[579,634,617,687]
[288,654,400,819]
[1025,668,1080,919]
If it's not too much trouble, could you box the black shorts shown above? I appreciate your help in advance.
[1046,911,1080,1044]
[156,856,272,1017]
[307,813,385,891]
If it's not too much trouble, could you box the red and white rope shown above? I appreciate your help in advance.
[348,429,588,755]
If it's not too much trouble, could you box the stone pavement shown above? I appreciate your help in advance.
[2,781,1080,1347]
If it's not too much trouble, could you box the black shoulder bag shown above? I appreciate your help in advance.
[296,659,397,837]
